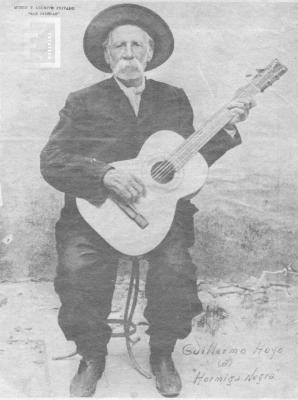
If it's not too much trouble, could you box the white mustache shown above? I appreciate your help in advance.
[113,58,144,75]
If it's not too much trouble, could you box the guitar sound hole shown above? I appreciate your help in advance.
[151,161,175,184]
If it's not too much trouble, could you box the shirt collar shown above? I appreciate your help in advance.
[113,75,146,96]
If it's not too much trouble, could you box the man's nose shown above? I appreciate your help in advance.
[122,43,134,59]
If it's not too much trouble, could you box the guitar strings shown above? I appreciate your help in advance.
[151,108,237,181]
[152,83,262,180]
[151,81,262,182]
[172,111,233,168]
[167,71,273,174]
[151,111,231,181]
[151,98,247,181]
[151,68,273,181]
[151,113,231,180]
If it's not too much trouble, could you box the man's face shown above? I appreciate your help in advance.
[104,25,153,81]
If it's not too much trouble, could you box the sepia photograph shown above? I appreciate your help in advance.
[0,0,298,397]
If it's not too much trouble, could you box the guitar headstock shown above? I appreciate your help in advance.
[252,59,288,92]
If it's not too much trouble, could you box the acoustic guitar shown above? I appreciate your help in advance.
[77,59,287,256]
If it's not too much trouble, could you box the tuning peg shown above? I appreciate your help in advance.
[245,68,266,78]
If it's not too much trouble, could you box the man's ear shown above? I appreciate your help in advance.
[104,48,110,66]
[146,45,153,63]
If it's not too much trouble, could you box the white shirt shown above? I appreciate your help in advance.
[114,76,145,116]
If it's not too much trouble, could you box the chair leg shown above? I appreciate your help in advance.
[123,257,152,379]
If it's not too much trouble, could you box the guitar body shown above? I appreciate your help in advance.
[76,130,209,256]
[76,59,288,256]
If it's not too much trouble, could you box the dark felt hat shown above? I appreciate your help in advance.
[83,3,174,72]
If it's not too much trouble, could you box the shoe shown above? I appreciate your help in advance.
[70,356,106,397]
[150,353,182,397]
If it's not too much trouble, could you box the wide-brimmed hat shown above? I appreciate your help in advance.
[83,3,174,72]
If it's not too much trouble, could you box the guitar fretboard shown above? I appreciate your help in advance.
[169,84,261,171]
[166,59,287,172]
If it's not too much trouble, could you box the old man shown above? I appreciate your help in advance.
[40,3,255,397]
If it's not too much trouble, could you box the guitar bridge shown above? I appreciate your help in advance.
[111,197,149,229]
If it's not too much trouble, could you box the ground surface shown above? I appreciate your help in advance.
[0,268,297,398]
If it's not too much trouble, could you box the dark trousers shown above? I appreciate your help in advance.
[54,203,202,360]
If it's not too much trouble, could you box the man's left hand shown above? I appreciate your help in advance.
[226,96,256,127]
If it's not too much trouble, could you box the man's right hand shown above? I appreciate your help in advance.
[103,169,146,203]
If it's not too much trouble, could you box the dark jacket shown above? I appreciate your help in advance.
[40,77,241,215]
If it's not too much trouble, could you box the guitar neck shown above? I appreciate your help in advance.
[170,83,261,170]
[168,58,287,171]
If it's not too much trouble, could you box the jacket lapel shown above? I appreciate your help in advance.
[107,77,137,120]
[138,79,156,121]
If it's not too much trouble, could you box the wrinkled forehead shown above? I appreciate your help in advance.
[109,24,150,43]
